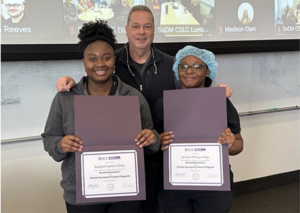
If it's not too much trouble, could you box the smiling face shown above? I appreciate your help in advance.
[83,40,115,85]
[126,10,155,52]
[178,55,210,89]
[4,0,25,18]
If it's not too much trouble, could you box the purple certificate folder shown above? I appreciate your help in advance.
[163,87,230,191]
[74,96,145,203]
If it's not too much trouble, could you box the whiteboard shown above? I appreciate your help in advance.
[1,60,84,141]
[1,51,299,141]
[215,51,300,113]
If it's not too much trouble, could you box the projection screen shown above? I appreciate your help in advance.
[1,0,299,45]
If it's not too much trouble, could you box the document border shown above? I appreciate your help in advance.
[76,145,146,203]
[81,150,139,198]
[169,143,224,186]
[163,138,230,191]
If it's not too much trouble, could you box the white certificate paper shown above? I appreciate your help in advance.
[81,150,139,198]
[169,143,223,186]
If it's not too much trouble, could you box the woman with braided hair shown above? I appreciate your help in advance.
[42,19,160,213]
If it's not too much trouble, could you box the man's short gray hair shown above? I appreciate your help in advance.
[127,5,154,25]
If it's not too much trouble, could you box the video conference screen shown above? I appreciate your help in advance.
[1,0,299,45]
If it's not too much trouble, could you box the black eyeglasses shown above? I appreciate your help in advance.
[178,64,207,73]
[5,4,22,8]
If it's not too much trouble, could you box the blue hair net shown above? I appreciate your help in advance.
[173,45,218,81]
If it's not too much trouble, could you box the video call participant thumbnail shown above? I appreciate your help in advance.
[275,1,300,35]
[1,0,63,41]
[216,0,274,36]
[2,0,26,23]
[284,7,298,25]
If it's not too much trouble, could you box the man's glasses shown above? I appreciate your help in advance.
[178,64,207,73]
[5,4,22,9]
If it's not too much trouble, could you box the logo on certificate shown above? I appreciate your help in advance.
[192,173,199,180]
[107,183,114,191]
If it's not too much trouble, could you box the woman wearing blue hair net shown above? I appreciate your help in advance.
[158,45,244,213]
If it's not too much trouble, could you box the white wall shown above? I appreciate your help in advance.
[230,109,299,182]
[2,140,65,213]
[1,52,299,213]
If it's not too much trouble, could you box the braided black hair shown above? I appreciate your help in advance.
[78,19,117,53]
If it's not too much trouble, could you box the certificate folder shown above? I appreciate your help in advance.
[163,87,230,191]
[74,96,146,203]
[74,96,142,146]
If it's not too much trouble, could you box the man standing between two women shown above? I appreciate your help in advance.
[55,4,235,213]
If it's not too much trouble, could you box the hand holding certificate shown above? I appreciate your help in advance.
[158,45,243,213]
[75,96,146,203]
[163,87,231,191]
